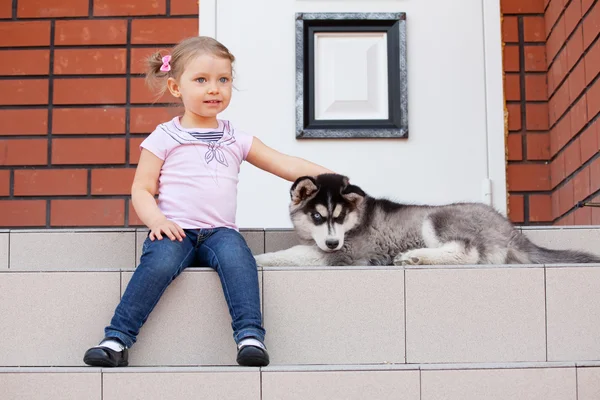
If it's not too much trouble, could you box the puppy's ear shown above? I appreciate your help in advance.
[342,183,366,207]
[290,176,319,205]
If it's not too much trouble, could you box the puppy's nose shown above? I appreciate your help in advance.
[325,239,339,249]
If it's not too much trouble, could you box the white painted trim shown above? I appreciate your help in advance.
[482,0,507,214]
[199,0,217,38]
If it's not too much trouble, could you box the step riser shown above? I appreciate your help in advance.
[3,366,600,400]
[2,266,599,367]
[2,227,600,270]
[1,230,286,271]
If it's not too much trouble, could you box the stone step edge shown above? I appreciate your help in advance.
[4,361,600,374]
[2,225,600,234]
[3,264,600,273]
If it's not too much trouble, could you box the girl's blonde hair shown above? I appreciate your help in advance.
[145,36,236,98]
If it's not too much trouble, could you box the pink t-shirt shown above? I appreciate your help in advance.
[140,117,254,230]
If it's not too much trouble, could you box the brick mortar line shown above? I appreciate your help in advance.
[506,100,550,105]
[0,224,144,228]
[517,16,530,159]
[0,14,198,21]
[504,71,547,75]
[0,166,137,171]
[524,193,531,224]
[508,190,554,195]
[0,75,135,80]
[45,19,56,228]
[0,104,177,110]
[506,159,550,165]
[87,169,92,197]
[0,44,192,50]
[1,166,137,170]
[124,18,133,227]
[125,18,132,167]
[504,42,546,49]
[508,131,551,135]
[46,19,55,168]
[0,134,148,139]
[503,13,545,17]
[521,221,556,226]
[1,195,134,200]
[46,199,51,228]
[0,103,175,111]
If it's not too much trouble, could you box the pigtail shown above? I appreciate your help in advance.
[145,51,170,98]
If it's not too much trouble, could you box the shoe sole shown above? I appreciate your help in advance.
[236,355,269,367]
[83,354,128,367]
[236,346,269,367]
[83,347,128,368]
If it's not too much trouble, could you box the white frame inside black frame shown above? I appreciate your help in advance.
[295,12,408,139]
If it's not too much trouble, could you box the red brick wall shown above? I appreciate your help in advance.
[3,1,598,228]
[503,0,551,224]
[504,0,600,225]
[0,0,197,227]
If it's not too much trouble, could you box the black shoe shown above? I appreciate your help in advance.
[236,345,270,367]
[83,339,129,367]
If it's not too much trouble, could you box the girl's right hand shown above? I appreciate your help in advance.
[148,218,186,241]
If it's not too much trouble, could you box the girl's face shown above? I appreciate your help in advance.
[167,53,233,127]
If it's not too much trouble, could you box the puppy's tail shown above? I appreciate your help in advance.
[512,234,600,264]
[528,245,600,264]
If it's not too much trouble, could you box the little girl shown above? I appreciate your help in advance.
[83,36,333,367]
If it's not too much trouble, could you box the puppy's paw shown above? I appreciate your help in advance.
[393,251,424,266]
[254,252,279,267]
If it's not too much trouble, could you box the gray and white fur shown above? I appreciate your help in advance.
[254,174,600,267]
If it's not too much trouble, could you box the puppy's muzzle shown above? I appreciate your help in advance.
[325,239,339,250]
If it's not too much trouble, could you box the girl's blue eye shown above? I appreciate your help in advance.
[219,77,229,83]
[196,78,206,83]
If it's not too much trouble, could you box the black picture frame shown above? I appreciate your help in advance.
[295,12,408,139]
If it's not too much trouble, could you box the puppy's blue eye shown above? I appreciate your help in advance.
[311,212,323,222]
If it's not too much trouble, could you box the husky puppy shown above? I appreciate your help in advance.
[254,174,600,267]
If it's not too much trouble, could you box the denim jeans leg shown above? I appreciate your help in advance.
[197,228,265,344]
[104,231,197,348]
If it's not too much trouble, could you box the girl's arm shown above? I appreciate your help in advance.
[131,149,185,241]
[246,137,335,181]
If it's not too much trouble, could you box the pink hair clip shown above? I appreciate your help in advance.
[160,55,171,72]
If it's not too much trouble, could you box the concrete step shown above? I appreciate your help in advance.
[3,362,600,400]
[2,263,600,367]
[1,226,600,270]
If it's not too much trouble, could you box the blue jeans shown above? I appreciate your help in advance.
[104,228,265,348]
